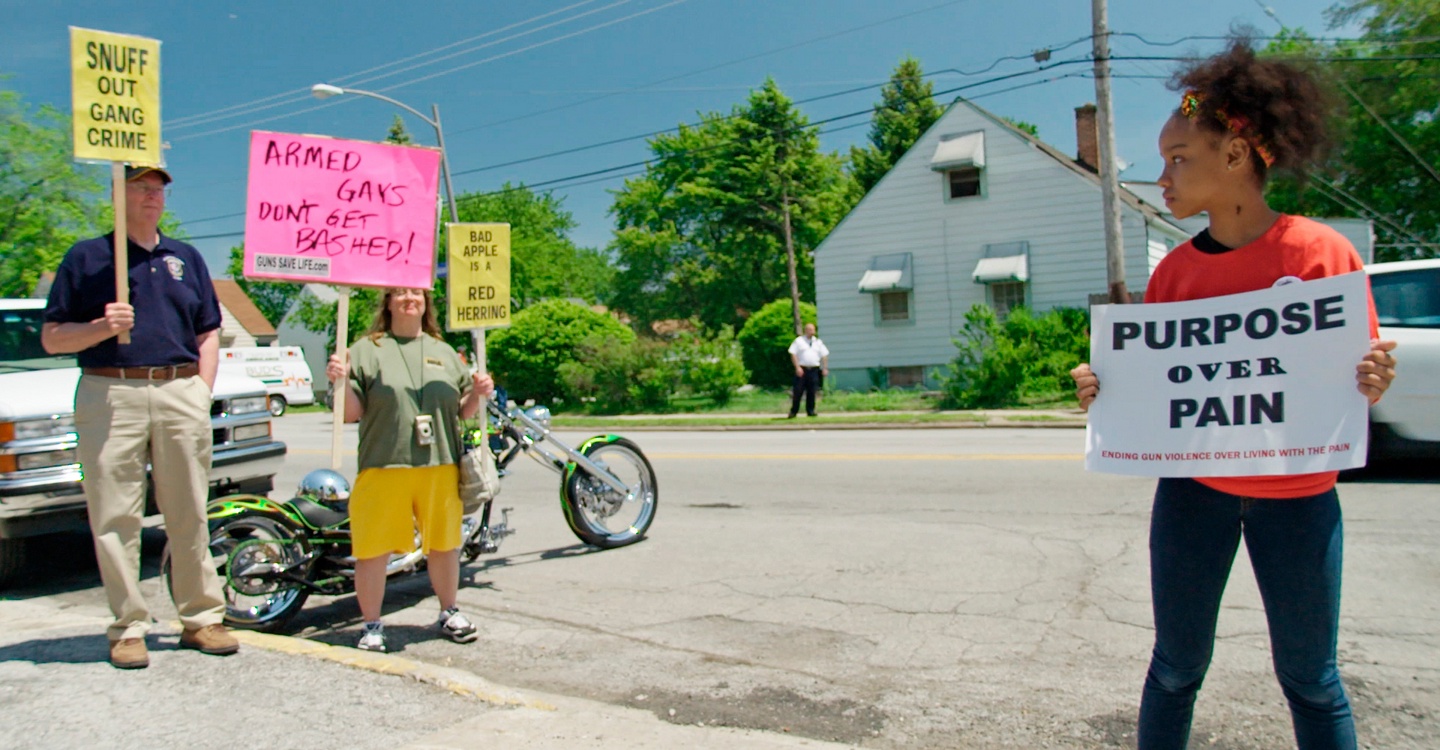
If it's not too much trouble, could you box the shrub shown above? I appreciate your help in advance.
[736,299,817,389]
[487,299,633,404]
[672,325,749,405]
[938,305,1089,409]
[559,333,676,413]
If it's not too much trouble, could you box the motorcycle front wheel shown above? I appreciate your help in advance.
[561,437,657,549]
[164,512,311,633]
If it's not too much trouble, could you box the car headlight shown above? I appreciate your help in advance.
[227,396,270,415]
[16,448,79,471]
[232,423,271,442]
[0,415,78,441]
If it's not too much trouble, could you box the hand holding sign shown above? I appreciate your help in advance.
[1084,272,1374,477]
[243,131,441,290]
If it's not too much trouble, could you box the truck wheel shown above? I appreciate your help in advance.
[268,395,287,417]
[0,538,26,589]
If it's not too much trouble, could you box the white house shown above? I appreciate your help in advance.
[814,99,1190,391]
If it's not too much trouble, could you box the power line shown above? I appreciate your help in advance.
[446,0,977,138]
[167,1,613,129]
[172,0,693,141]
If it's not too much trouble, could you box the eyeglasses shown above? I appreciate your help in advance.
[127,184,171,198]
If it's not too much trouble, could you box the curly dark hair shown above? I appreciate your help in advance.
[1169,37,1336,181]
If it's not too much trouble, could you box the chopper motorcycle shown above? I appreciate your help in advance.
[161,395,657,633]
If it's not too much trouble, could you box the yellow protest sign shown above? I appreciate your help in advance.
[446,223,512,331]
[70,27,162,166]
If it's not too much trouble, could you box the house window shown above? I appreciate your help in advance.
[878,291,911,322]
[990,281,1027,319]
[889,366,925,388]
[947,167,982,199]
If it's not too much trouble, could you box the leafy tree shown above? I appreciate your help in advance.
[385,115,414,146]
[609,79,855,332]
[225,244,302,326]
[0,89,108,297]
[938,305,1089,408]
[454,184,613,307]
[736,298,817,389]
[672,325,749,404]
[486,298,632,403]
[848,57,944,194]
[559,333,675,413]
[1002,117,1040,137]
[1263,1,1439,260]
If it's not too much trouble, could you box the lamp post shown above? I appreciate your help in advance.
[311,83,459,226]
[310,83,487,436]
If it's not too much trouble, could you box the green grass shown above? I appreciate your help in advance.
[283,403,329,415]
[554,387,944,416]
[551,411,994,428]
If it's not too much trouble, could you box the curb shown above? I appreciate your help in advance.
[229,629,555,710]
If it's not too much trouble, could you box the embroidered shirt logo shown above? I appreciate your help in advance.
[163,256,186,281]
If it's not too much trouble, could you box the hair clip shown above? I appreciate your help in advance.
[1178,89,1276,168]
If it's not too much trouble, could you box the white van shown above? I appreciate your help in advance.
[219,346,316,416]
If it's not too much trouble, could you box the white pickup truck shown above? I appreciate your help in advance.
[0,299,287,587]
[1367,259,1440,459]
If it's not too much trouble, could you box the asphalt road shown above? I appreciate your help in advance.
[4,413,1437,749]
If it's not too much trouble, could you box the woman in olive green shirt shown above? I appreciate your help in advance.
[327,287,493,653]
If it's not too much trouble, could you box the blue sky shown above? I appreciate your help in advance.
[4,0,1353,275]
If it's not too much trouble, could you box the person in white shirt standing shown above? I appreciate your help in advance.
[787,323,829,418]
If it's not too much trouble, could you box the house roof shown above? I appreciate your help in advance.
[951,96,1183,231]
[212,279,277,337]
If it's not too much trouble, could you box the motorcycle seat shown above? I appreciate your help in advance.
[290,496,349,529]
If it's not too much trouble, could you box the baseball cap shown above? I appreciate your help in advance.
[125,165,173,184]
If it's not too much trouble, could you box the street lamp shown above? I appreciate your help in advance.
[310,83,460,225]
[310,82,491,382]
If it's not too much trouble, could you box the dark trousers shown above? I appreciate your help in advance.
[1138,478,1354,750]
[789,367,821,417]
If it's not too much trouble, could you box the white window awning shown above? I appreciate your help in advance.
[930,131,985,172]
[858,252,913,293]
[972,255,1028,283]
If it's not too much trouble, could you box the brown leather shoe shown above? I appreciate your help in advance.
[110,638,149,669]
[180,624,240,656]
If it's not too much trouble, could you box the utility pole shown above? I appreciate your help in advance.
[1092,0,1130,303]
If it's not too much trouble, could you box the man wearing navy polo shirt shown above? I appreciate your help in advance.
[41,166,239,669]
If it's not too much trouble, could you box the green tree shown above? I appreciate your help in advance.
[736,298,817,389]
[0,89,108,297]
[848,57,944,194]
[486,298,632,403]
[225,244,302,326]
[610,78,855,332]
[384,115,414,145]
[454,184,613,307]
[938,305,1089,408]
[1263,1,1439,260]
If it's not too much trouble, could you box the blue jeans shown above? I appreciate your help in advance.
[1138,478,1355,750]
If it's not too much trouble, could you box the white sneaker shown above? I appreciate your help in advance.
[438,607,479,643]
[356,622,387,653]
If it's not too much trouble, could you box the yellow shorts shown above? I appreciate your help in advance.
[349,465,462,560]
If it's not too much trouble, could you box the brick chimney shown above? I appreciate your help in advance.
[1074,103,1099,172]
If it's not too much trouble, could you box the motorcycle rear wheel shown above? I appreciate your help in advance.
[561,437,657,549]
[164,512,311,633]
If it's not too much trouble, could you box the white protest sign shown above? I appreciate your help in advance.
[1086,272,1372,477]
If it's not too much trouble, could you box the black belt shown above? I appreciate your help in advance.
[83,364,200,381]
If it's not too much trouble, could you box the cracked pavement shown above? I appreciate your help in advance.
[4,421,1437,748]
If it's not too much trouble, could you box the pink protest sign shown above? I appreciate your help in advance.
[243,130,441,289]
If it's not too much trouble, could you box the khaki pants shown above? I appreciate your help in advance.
[74,374,225,641]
